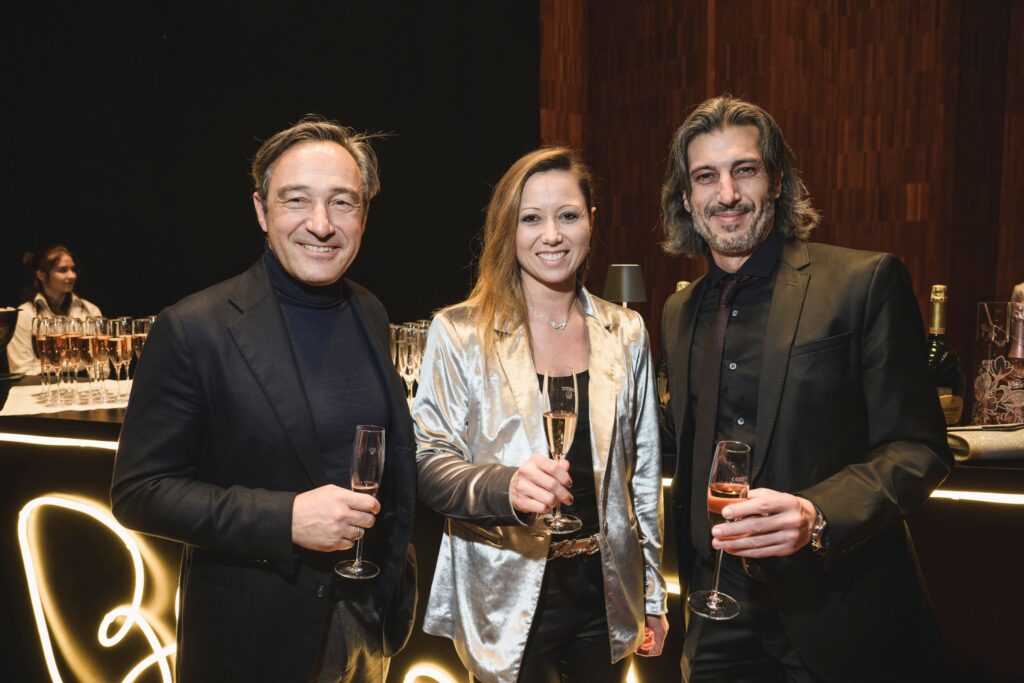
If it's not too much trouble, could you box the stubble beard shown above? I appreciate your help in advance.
[692,200,775,256]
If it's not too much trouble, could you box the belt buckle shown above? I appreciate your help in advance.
[549,533,599,559]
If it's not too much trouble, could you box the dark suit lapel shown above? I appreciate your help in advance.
[664,277,706,460]
[753,240,810,481]
[227,259,325,486]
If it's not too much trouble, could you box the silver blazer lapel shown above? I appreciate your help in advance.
[754,240,810,481]
[494,327,547,464]
[580,290,622,511]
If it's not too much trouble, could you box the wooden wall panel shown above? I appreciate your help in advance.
[540,0,588,149]
[998,2,1024,304]
[540,0,1015,367]
[949,0,1012,373]
[581,0,711,336]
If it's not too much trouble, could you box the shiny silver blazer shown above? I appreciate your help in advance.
[413,288,666,683]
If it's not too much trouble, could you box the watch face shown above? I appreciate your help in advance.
[810,512,827,552]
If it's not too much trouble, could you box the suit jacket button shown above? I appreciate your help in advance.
[316,584,330,599]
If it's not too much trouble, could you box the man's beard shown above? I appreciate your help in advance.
[692,200,775,256]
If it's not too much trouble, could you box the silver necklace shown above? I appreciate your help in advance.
[529,305,573,330]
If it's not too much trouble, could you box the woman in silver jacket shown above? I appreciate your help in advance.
[413,148,668,683]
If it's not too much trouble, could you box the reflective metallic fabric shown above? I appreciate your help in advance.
[413,288,666,683]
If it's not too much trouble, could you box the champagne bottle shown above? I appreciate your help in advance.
[926,284,965,425]
[1008,303,1024,392]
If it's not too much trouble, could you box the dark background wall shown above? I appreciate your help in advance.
[541,0,1024,384]
[2,2,540,325]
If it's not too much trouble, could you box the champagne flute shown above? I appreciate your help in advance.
[541,366,583,534]
[396,325,422,406]
[51,317,73,403]
[80,317,103,403]
[687,440,751,621]
[132,316,155,360]
[109,317,133,400]
[38,318,61,405]
[31,317,50,398]
[67,318,90,404]
[388,323,401,368]
[335,425,386,580]
[93,317,113,400]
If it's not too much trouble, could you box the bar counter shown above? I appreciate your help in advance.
[0,381,685,683]
[1,378,1020,681]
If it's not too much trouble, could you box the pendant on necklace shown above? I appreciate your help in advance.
[549,320,568,330]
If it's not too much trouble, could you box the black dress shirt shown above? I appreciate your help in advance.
[688,229,784,485]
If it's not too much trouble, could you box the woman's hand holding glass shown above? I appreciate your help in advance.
[509,454,573,516]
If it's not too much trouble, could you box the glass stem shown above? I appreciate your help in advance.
[552,454,564,520]
[709,547,725,604]
[353,538,364,567]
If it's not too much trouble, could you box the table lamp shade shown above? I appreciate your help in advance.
[603,264,647,304]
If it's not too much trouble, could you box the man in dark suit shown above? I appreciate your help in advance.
[660,95,951,682]
[111,118,416,682]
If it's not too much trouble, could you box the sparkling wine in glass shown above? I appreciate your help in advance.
[132,316,155,360]
[37,318,61,405]
[388,323,401,368]
[31,317,51,399]
[541,366,582,534]
[93,317,112,400]
[51,317,74,403]
[109,317,133,400]
[335,425,386,580]
[688,440,751,621]
[396,325,422,406]
[78,317,103,403]
[67,317,91,404]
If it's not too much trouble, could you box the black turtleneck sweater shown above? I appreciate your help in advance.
[264,244,391,487]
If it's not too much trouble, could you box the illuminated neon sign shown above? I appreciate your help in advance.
[18,494,176,683]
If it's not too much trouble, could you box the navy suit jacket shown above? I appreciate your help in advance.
[111,256,416,681]
[663,239,951,682]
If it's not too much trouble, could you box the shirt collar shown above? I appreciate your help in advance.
[706,227,784,285]
[264,242,348,309]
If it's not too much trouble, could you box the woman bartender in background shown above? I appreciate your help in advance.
[7,245,102,374]
[413,147,668,682]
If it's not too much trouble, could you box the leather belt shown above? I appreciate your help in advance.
[548,533,601,559]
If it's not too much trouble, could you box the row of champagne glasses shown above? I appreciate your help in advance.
[390,321,430,405]
[31,315,155,406]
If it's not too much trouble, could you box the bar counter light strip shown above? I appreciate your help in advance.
[0,432,118,451]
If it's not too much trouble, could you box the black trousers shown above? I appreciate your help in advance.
[682,554,826,683]
[496,553,632,683]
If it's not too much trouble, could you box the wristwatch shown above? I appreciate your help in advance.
[809,504,828,555]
